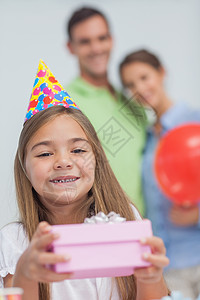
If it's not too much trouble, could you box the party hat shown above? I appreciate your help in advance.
[25,59,79,122]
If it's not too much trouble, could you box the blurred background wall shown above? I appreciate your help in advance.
[1,0,200,228]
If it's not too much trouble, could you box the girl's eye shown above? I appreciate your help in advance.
[37,153,52,157]
[72,149,86,154]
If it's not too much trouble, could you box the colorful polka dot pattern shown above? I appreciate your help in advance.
[25,59,79,122]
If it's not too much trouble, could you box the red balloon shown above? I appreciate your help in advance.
[154,123,200,205]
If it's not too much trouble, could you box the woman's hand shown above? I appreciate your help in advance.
[170,204,199,226]
[134,236,169,284]
[14,221,72,283]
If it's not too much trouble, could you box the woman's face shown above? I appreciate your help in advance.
[25,115,96,212]
[121,61,165,112]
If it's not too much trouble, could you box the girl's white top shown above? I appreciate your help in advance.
[0,206,141,300]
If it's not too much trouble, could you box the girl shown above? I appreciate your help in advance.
[120,49,200,299]
[0,61,169,300]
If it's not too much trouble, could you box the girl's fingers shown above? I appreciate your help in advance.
[140,236,166,254]
[36,252,71,265]
[134,266,161,278]
[142,252,169,268]
[33,265,73,283]
[33,222,52,238]
[137,235,169,284]
[134,273,161,283]
[33,231,59,250]
[44,271,73,283]
[32,222,59,250]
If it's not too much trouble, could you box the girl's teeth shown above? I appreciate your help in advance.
[54,178,77,183]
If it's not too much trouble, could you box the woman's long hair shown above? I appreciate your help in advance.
[14,106,138,300]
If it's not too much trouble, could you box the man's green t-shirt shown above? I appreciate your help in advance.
[66,77,146,215]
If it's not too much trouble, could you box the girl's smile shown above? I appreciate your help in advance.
[25,114,96,211]
[49,176,80,184]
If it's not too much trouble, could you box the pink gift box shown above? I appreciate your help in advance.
[49,219,152,279]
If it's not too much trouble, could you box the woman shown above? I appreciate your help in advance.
[120,49,200,300]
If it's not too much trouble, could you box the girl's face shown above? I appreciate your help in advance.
[25,115,96,210]
[121,62,165,111]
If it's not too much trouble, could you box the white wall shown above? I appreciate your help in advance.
[1,0,200,228]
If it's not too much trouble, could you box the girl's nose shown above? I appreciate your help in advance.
[54,154,73,169]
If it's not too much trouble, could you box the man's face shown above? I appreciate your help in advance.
[68,15,113,79]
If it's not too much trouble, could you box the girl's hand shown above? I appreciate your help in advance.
[15,221,72,283]
[134,236,169,284]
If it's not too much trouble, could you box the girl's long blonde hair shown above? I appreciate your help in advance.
[15,106,138,300]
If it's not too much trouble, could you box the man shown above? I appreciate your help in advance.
[65,7,146,215]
